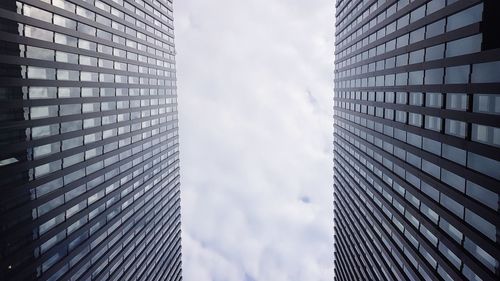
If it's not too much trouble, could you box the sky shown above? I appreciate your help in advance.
[174,1,334,280]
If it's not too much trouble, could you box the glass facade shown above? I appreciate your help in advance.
[0,0,181,280]
[334,0,499,280]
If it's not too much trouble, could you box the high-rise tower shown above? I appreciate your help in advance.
[334,0,499,280]
[0,0,182,280]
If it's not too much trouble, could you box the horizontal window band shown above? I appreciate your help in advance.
[334,106,500,163]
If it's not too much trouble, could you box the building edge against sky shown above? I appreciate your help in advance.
[333,0,499,281]
[0,0,182,280]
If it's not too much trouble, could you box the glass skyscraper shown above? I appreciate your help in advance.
[0,0,181,280]
[334,0,499,280]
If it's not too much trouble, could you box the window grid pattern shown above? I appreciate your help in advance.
[334,1,500,281]
[0,0,182,281]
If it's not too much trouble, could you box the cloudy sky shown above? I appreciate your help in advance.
[174,1,334,280]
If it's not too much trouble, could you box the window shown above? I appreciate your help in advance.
[425,44,445,61]
[471,61,500,83]
[446,93,468,111]
[425,116,442,131]
[466,181,498,210]
[446,4,483,32]
[425,68,443,84]
[28,67,55,80]
[471,124,500,147]
[445,65,470,84]
[446,35,482,57]
[473,94,500,115]
[26,46,54,61]
[442,144,466,165]
[467,152,500,180]
[426,19,445,38]
[440,193,464,218]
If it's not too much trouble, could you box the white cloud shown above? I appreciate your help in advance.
[175,0,334,280]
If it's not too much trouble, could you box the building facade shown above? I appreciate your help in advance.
[334,0,499,280]
[0,0,181,280]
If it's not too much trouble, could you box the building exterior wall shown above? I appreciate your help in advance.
[0,0,182,280]
[334,0,499,280]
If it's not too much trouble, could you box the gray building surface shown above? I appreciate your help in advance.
[334,0,499,280]
[0,0,182,280]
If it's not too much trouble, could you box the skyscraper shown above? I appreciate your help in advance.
[0,0,181,280]
[334,0,499,280]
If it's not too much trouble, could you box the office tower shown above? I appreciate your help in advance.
[0,0,181,280]
[333,0,499,280]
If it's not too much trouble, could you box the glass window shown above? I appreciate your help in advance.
[408,71,423,85]
[396,92,407,104]
[426,93,443,108]
[396,34,409,48]
[396,72,408,86]
[445,119,467,138]
[467,152,500,180]
[409,113,422,127]
[427,0,445,15]
[421,181,440,201]
[410,5,425,23]
[25,26,53,42]
[471,61,500,83]
[53,15,76,29]
[396,53,408,66]
[29,87,56,99]
[409,92,423,106]
[423,137,441,155]
[471,124,500,147]
[466,181,498,210]
[54,33,77,47]
[409,27,425,44]
[28,67,55,80]
[409,50,424,64]
[23,5,52,22]
[445,65,470,84]
[473,94,500,115]
[442,144,466,165]
[439,218,463,243]
[407,132,422,148]
[440,193,464,218]
[438,243,462,269]
[441,169,465,192]
[426,19,445,38]
[425,68,444,84]
[26,46,54,61]
[446,93,468,111]
[57,69,79,81]
[425,116,442,131]
[463,238,496,272]
[446,4,483,32]
[446,34,482,57]
[465,209,496,241]
[425,44,445,61]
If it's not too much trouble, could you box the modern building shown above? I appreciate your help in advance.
[0,0,181,280]
[333,0,499,280]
